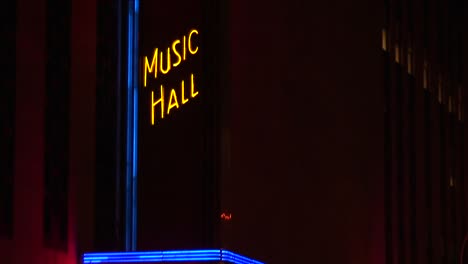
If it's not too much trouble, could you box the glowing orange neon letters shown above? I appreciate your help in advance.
[143,29,200,125]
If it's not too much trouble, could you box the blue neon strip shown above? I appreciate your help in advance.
[125,0,139,251]
[223,254,254,264]
[131,0,139,179]
[83,258,219,264]
[222,250,264,264]
[125,0,134,251]
[84,258,221,262]
[83,249,264,264]
[85,250,220,256]
[222,253,251,264]
[131,0,139,250]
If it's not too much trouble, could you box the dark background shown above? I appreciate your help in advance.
[137,0,207,250]
[0,0,468,264]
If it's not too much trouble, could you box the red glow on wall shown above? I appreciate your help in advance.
[221,213,232,221]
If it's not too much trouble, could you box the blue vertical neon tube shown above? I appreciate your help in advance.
[126,0,139,251]
[132,0,140,251]
[125,1,133,250]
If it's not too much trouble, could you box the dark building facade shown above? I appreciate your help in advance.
[383,0,466,264]
[0,0,468,263]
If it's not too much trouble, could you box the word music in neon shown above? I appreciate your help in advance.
[142,29,200,125]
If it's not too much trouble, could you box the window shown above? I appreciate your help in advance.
[423,59,428,90]
[406,36,414,75]
[382,28,388,52]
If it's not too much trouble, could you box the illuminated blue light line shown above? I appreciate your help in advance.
[222,253,254,264]
[222,256,250,264]
[131,0,139,181]
[85,258,220,263]
[161,249,220,254]
[85,257,221,262]
[85,255,221,260]
[85,257,221,261]
[83,249,264,264]
[140,253,220,258]
[134,0,139,13]
[84,252,220,260]
[131,0,139,251]
[222,250,264,264]
[125,0,134,252]
[125,0,140,251]
[85,253,221,260]
[83,257,108,260]
[235,251,264,264]
[222,252,252,264]
[84,250,220,257]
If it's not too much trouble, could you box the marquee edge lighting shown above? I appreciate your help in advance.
[83,249,265,264]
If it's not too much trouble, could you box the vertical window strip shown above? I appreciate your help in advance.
[423,60,428,90]
[395,42,400,64]
[382,28,388,52]
[458,85,462,121]
[407,47,413,74]
[438,75,443,104]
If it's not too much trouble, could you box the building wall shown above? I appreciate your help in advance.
[222,0,383,263]
[72,0,96,257]
[0,0,96,263]
[219,0,468,263]
[1,1,467,264]
[383,0,466,264]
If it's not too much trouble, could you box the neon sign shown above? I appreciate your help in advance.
[83,249,265,264]
[221,212,232,221]
[143,29,200,125]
